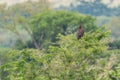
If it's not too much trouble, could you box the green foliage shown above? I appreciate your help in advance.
[0,26,113,80]
[108,50,120,80]
[0,1,120,80]
[109,39,120,49]
[29,10,97,49]
[0,0,50,49]
[47,26,110,80]
[0,48,11,65]
[109,64,120,80]
[0,49,44,80]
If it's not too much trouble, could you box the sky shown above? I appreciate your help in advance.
[0,0,120,8]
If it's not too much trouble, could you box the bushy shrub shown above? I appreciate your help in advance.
[0,26,112,80]
[109,64,120,80]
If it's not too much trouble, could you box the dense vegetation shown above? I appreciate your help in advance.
[0,0,120,80]
[0,27,115,80]
[28,11,97,50]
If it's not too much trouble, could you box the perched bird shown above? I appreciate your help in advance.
[77,24,84,40]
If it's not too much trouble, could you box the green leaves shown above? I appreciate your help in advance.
[29,10,97,49]
[109,64,120,80]
[0,26,118,80]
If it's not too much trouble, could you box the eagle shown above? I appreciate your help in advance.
[77,24,84,40]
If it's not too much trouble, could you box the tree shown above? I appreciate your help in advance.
[0,0,50,49]
[0,26,112,80]
[29,10,97,49]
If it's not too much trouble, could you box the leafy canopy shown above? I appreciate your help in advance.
[0,26,111,80]
[29,10,97,49]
